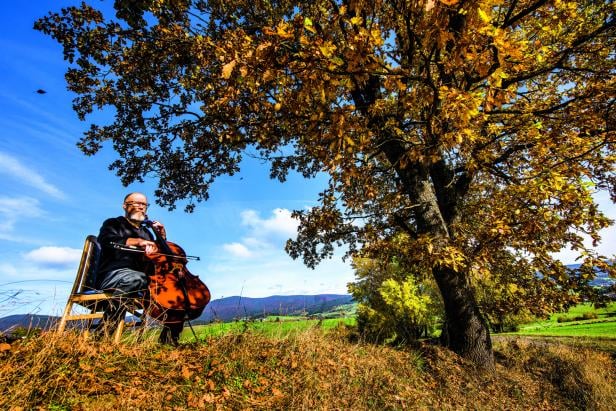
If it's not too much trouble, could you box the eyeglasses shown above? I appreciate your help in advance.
[125,201,149,208]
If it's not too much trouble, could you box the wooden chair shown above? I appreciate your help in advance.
[57,235,142,343]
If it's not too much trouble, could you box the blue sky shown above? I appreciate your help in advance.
[0,1,355,317]
[0,2,614,318]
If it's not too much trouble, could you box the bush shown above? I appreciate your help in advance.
[490,311,535,332]
[556,311,598,323]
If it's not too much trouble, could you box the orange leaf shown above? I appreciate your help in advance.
[221,60,236,79]
[182,366,194,379]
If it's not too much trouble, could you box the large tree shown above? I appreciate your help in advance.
[36,0,615,368]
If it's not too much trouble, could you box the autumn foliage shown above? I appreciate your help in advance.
[35,0,615,367]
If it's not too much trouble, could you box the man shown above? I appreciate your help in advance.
[96,192,183,344]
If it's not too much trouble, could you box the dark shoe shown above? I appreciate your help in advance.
[159,323,182,346]
[158,331,179,346]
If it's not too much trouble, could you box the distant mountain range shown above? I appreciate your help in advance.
[567,263,615,288]
[196,294,354,323]
[0,314,58,333]
[0,294,354,333]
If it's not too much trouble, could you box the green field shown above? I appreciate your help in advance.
[185,302,615,342]
[515,320,616,337]
[190,317,356,339]
[506,302,616,338]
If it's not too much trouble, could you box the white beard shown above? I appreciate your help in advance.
[127,211,146,223]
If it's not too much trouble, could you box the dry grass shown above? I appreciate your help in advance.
[493,338,616,411]
[1,327,614,410]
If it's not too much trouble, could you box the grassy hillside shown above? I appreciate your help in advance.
[505,302,616,338]
[1,327,615,410]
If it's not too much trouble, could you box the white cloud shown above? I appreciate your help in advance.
[553,228,616,264]
[204,248,354,299]
[213,207,354,298]
[552,190,616,264]
[24,246,82,268]
[240,208,299,238]
[0,196,45,236]
[0,151,65,199]
[222,242,254,258]
[221,208,299,259]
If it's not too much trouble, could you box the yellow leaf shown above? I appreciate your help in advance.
[276,22,294,39]
[304,17,316,34]
[350,16,363,25]
[478,8,490,23]
[319,42,336,58]
[221,60,236,79]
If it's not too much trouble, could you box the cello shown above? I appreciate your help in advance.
[142,218,211,325]
[111,219,211,327]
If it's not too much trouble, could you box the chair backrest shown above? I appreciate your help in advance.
[83,235,102,290]
[72,235,102,294]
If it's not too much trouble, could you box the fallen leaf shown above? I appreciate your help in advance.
[182,366,194,379]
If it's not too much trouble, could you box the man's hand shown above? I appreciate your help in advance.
[126,238,159,255]
[150,220,167,240]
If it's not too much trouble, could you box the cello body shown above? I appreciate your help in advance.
[144,241,211,324]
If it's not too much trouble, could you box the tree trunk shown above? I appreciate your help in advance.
[380,141,494,370]
[433,265,495,371]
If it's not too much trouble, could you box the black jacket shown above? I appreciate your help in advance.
[96,216,155,287]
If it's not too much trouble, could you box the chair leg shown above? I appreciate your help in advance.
[82,307,98,340]
[113,318,126,344]
[57,300,74,333]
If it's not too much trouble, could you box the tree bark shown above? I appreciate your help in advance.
[412,175,495,370]
[433,265,495,371]
[381,141,495,370]
[407,173,495,369]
